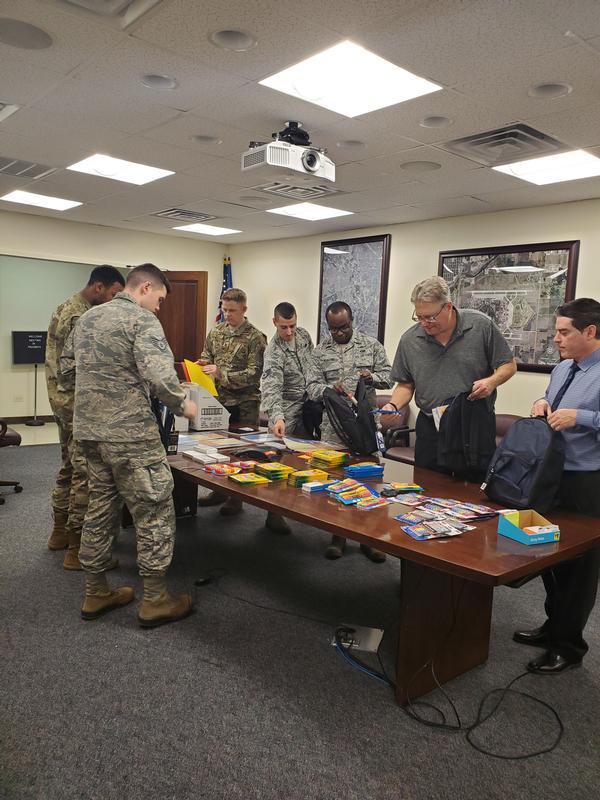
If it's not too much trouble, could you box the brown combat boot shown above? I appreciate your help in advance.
[219,497,243,517]
[63,531,82,570]
[198,491,226,507]
[81,573,134,620]
[47,509,69,550]
[63,532,120,572]
[138,576,193,628]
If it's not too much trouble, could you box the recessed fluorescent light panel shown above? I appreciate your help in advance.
[324,247,348,254]
[493,150,600,185]
[259,40,441,118]
[267,202,353,221]
[173,223,241,235]
[1,189,82,210]
[67,154,174,185]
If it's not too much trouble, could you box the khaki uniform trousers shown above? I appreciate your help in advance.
[79,439,175,577]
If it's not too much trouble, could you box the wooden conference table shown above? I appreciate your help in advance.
[169,447,600,705]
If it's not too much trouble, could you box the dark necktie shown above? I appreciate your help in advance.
[551,362,579,411]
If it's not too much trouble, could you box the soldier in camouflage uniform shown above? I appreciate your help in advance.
[60,264,197,626]
[197,288,277,520]
[45,265,124,570]
[306,301,392,562]
[261,301,315,439]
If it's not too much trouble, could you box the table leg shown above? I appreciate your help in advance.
[395,560,493,705]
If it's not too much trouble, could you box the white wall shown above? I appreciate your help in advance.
[230,198,600,418]
[0,210,224,417]
[3,198,600,420]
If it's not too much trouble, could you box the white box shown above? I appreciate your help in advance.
[174,414,189,433]
[182,382,230,431]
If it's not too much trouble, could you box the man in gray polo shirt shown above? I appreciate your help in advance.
[383,276,516,471]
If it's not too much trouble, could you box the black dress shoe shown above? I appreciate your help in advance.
[513,626,549,648]
[360,544,386,563]
[527,650,582,674]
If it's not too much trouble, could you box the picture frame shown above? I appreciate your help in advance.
[318,234,391,343]
[438,241,580,373]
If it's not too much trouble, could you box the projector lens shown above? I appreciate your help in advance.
[301,149,321,172]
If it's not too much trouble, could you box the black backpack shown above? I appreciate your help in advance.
[482,417,564,514]
[323,377,381,455]
[436,392,496,481]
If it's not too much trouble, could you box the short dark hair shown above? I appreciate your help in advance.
[274,301,296,319]
[126,263,171,294]
[557,298,600,338]
[325,301,353,320]
[87,265,124,288]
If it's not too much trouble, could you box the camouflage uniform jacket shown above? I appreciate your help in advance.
[260,327,314,427]
[60,292,186,443]
[45,292,91,421]
[200,319,266,407]
[306,331,392,444]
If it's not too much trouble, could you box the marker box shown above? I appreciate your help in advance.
[498,510,560,545]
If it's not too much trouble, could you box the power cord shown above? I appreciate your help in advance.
[192,568,564,759]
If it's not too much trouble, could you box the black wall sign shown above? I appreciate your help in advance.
[12,331,47,365]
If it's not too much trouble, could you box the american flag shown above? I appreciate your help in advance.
[215,255,233,322]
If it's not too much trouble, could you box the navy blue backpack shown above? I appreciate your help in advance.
[482,417,564,514]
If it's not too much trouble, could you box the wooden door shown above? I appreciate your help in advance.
[159,271,208,374]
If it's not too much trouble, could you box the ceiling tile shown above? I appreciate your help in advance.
[0,0,124,74]
[132,0,340,81]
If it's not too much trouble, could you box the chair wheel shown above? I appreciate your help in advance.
[14,485,23,493]
[0,497,5,504]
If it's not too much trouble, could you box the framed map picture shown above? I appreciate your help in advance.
[318,234,391,343]
[438,241,579,372]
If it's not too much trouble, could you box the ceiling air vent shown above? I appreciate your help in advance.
[0,156,56,179]
[442,124,568,167]
[252,181,343,201]
[51,0,164,29]
[152,208,217,223]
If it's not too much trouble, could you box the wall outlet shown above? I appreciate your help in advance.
[13,395,24,403]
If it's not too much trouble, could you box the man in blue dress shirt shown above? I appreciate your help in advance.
[514,298,600,674]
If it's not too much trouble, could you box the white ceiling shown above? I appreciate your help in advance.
[1,0,600,243]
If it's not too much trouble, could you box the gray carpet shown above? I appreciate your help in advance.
[1,444,599,800]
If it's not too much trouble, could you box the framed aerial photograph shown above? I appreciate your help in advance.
[438,241,579,373]
[318,234,391,343]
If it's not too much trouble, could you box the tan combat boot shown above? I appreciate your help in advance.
[47,509,69,550]
[63,533,120,572]
[138,576,193,628]
[81,573,134,620]
[63,531,82,570]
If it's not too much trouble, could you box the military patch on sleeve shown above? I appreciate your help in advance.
[151,335,168,352]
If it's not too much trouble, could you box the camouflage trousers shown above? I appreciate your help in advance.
[51,415,88,536]
[79,439,175,577]
[225,400,260,429]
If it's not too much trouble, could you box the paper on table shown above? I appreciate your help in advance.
[183,359,218,397]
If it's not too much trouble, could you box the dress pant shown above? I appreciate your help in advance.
[540,469,600,660]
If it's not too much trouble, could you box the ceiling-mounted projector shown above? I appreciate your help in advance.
[241,121,335,182]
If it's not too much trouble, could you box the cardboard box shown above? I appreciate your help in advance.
[183,382,230,431]
[498,510,560,546]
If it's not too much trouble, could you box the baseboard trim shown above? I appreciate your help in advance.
[4,415,55,424]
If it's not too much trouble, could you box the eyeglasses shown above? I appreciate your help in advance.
[411,303,449,323]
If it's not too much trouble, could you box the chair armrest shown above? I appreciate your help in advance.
[384,426,415,450]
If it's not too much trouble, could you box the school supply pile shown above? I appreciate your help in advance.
[309,450,351,470]
[394,495,496,540]
[343,462,384,479]
[288,469,329,487]
[253,462,296,481]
